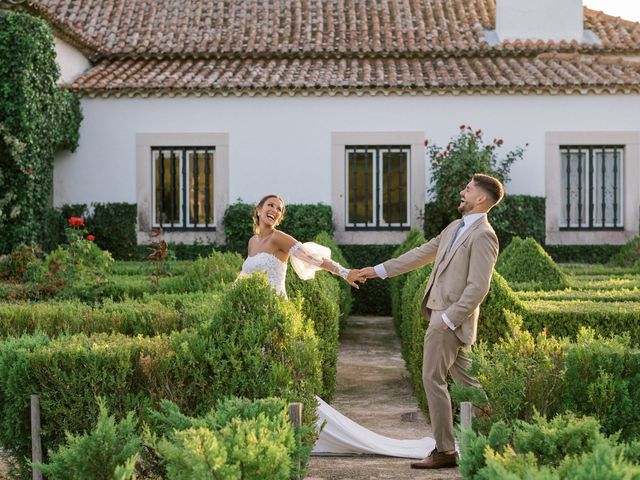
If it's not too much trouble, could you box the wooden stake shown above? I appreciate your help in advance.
[31,395,42,480]
[460,401,473,430]
[288,402,302,430]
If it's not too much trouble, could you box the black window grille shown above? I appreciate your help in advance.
[345,145,410,230]
[152,146,215,230]
[560,145,623,230]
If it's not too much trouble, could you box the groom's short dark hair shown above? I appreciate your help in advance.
[473,174,504,206]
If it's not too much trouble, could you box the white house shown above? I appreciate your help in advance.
[5,0,640,246]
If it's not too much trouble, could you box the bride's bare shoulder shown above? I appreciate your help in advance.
[273,230,297,250]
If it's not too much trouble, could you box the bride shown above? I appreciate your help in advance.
[239,194,435,459]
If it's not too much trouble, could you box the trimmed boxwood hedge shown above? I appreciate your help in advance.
[0,294,220,338]
[522,299,640,345]
[0,275,322,472]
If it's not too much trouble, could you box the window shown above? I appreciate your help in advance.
[560,145,624,230]
[152,146,215,229]
[345,145,410,229]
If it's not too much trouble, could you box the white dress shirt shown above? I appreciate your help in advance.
[374,213,487,331]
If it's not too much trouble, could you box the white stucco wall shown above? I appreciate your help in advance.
[53,93,640,242]
[53,37,91,84]
[496,0,583,42]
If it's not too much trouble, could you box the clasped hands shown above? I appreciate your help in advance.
[344,266,378,289]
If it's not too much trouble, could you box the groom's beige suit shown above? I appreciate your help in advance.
[382,215,498,452]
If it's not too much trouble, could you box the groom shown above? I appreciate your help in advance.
[358,173,503,469]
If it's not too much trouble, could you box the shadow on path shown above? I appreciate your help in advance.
[305,315,462,480]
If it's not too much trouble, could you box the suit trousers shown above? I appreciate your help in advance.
[422,308,482,452]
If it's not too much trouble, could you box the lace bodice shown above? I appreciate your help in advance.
[240,252,289,299]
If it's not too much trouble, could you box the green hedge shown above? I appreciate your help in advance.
[522,299,640,345]
[340,243,398,316]
[389,230,427,330]
[462,315,640,442]
[0,294,220,338]
[610,236,640,269]
[459,412,640,479]
[287,271,340,401]
[313,231,352,329]
[0,275,322,472]
[546,244,623,264]
[39,396,309,480]
[222,202,333,256]
[517,288,640,303]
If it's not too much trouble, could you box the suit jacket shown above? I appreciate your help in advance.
[383,216,499,345]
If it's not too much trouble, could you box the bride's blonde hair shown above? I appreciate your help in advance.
[253,194,286,234]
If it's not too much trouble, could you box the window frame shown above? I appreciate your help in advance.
[559,144,624,231]
[544,131,639,246]
[344,144,411,231]
[151,146,216,231]
[136,132,229,245]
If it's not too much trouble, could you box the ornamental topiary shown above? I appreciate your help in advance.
[0,12,82,253]
[496,236,569,291]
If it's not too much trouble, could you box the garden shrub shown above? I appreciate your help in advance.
[152,398,298,480]
[522,299,640,345]
[340,243,398,316]
[160,251,243,293]
[0,276,322,472]
[545,244,622,264]
[286,270,340,400]
[313,231,352,328]
[496,237,569,291]
[459,413,640,480]
[87,203,138,260]
[424,125,524,238]
[36,396,307,480]
[222,201,334,256]
[0,243,44,282]
[610,236,640,270]
[37,398,140,480]
[0,295,219,338]
[0,12,81,253]
[389,230,426,331]
[458,315,640,442]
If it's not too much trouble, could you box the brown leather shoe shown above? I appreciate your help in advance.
[410,448,458,469]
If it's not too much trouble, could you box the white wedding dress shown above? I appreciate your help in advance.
[240,242,435,458]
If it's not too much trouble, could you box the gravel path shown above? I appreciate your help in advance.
[305,315,462,480]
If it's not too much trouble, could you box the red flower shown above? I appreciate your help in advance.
[497,139,504,145]
[459,124,465,129]
[475,129,482,137]
[25,167,33,175]
[86,234,95,241]
[67,216,84,228]
[423,139,429,146]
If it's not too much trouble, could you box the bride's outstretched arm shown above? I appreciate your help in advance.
[289,242,363,289]
[273,231,362,287]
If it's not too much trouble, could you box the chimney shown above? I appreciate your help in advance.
[496,0,584,42]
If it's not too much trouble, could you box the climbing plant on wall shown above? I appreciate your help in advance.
[0,11,82,253]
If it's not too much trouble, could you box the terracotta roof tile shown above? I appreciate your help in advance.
[15,0,640,58]
[71,54,640,96]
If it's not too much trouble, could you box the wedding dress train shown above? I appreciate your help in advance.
[240,242,435,458]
